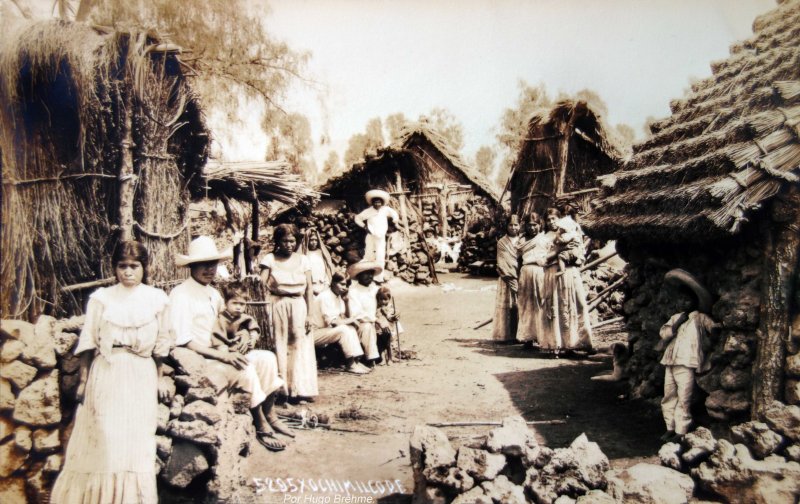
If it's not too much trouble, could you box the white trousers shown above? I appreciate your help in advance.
[661,365,695,435]
[208,350,284,408]
[365,233,387,280]
[313,325,364,358]
[356,322,380,360]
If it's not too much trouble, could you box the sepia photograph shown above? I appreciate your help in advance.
[0,0,798,503]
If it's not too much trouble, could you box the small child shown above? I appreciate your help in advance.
[211,283,260,355]
[555,213,585,272]
[375,286,403,364]
[658,270,721,442]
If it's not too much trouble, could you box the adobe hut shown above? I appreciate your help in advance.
[313,122,502,282]
[0,20,208,320]
[506,100,623,218]
[583,0,800,423]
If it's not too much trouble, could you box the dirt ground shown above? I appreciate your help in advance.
[243,272,664,504]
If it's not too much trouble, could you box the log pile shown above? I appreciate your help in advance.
[457,196,500,271]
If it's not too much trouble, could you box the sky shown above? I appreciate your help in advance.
[249,0,776,172]
[8,0,778,172]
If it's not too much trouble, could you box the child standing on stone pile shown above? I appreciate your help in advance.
[658,269,722,443]
[211,282,260,354]
[375,285,403,364]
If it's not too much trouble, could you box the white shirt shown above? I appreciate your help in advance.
[310,288,347,329]
[169,277,224,347]
[354,206,399,238]
[347,282,379,323]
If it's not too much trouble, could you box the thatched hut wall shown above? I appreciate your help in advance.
[0,21,209,320]
[508,100,621,219]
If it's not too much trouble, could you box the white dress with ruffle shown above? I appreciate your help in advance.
[51,283,170,504]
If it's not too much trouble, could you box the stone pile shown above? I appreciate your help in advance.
[618,239,766,419]
[410,416,694,504]
[0,316,258,504]
[657,401,800,503]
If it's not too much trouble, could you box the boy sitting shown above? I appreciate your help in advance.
[211,283,259,355]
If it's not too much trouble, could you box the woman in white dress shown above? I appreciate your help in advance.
[52,241,173,504]
[301,228,334,296]
[517,213,557,349]
[260,224,317,403]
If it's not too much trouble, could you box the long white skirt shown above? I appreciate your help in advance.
[556,267,593,350]
[271,294,318,398]
[517,264,548,343]
[51,349,158,504]
[491,279,517,341]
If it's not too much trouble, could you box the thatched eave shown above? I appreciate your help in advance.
[202,160,320,206]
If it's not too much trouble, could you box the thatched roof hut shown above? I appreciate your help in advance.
[0,20,209,319]
[506,100,623,219]
[582,0,800,421]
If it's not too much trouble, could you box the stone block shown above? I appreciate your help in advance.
[720,367,750,391]
[1,340,25,362]
[159,376,176,403]
[157,403,170,434]
[162,441,210,488]
[486,415,536,456]
[0,440,28,477]
[156,435,173,460]
[170,394,185,419]
[569,433,609,489]
[731,421,783,460]
[0,320,33,341]
[786,352,800,378]
[423,466,475,493]
[0,477,26,504]
[180,400,222,425]
[705,389,749,418]
[409,425,456,472]
[575,489,616,504]
[13,371,61,426]
[480,475,526,504]
[186,387,218,404]
[456,446,506,481]
[1,360,38,390]
[168,419,220,446]
[21,316,57,369]
[783,443,800,463]
[14,426,32,453]
[413,485,447,504]
[451,485,491,504]
[0,378,14,411]
[0,416,13,443]
[170,347,208,376]
[32,428,60,454]
[658,442,682,471]
[606,463,694,504]
[763,401,800,441]
[785,380,800,405]
[44,453,63,474]
[682,427,717,466]
[53,330,79,356]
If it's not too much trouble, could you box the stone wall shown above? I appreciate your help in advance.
[616,226,787,422]
[0,317,256,503]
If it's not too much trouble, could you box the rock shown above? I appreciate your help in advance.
[423,466,475,493]
[414,485,448,504]
[156,435,173,460]
[1,340,25,362]
[456,446,506,481]
[783,443,800,462]
[681,427,717,466]
[785,380,800,405]
[160,363,175,377]
[486,415,536,456]
[576,490,616,504]
[0,440,28,477]
[0,320,33,341]
[169,394,185,419]
[720,367,750,391]
[20,316,57,369]
[157,403,170,433]
[158,376,176,403]
[0,378,14,411]
[555,496,577,504]
[731,422,784,459]
[180,400,222,425]
[524,445,555,469]
[658,442,682,471]
[32,428,60,454]
[0,416,13,443]
[186,387,218,404]
[451,485,491,504]
[44,453,63,473]
[722,332,751,357]
[174,374,203,390]
[1,360,38,390]
[162,441,210,488]
[14,426,32,453]
[0,477,26,504]
[204,407,254,502]
[695,368,721,394]
[786,352,800,377]
[706,389,749,418]
[692,439,800,504]
[204,364,232,393]
[168,419,220,445]
[13,371,61,426]
[170,347,208,376]
[410,425,456,472]
[569,433,609,489]
[53,330,79,356]
[763,401,800,441]
[480,475,526,504]
[607,463,694,504]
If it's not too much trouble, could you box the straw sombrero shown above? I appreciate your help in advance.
[365,189,390,205]
[175,236,233,267]
[664,268,713,313]
[347,260,383,278]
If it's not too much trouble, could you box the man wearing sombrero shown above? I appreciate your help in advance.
[354,189,404,282]
[346,260,384,364]
[658,269,722,442]
[169,236,291,451]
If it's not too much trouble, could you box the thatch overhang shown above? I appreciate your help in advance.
[202,160,320,206]
[583,0,800,243]
[506,100,624,219]
[0,20,209,318]
[320,122,500,208]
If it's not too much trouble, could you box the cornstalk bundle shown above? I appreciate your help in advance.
[204,161,321,206]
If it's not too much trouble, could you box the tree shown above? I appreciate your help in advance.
[343,133,369,169]
[268,113,316,182]
[321,150,341,181]
[422,108,464,152]
[475,146,496,179]
[615,124,637,149]
[364,117,384,155]
[384,112,408,144]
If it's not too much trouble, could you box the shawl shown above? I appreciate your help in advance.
[301,228,334,280]
[496,235,520,280]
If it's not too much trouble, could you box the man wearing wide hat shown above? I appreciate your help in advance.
[354,189,403,282]
[346,260,383,364]
[169,236,291,451]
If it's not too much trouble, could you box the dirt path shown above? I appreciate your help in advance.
[244,273,663,503]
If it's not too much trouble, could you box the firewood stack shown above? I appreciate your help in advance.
[456,195,500,272]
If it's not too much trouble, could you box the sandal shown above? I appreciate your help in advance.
[269,418,296,438]
[256,431,286,452]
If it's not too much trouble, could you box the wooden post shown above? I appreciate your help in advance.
[438,187,448,236]
[555,112,578,197]
[395,170,409,230]
[752,188,800,420]
[118,91,135,240]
